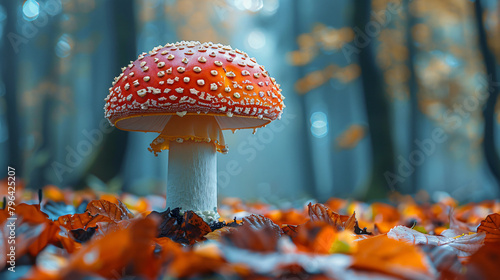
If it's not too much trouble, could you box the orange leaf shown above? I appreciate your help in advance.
[335,124,365,149]
[308,203,355,231]
[242,214,282,237]
[465,242,500,280]
[56,212,113,230]
[15,204,60,257]
[264,209,308,227]
[63,217,159,279]
[351,235,435,279]
[223,221,279,253]
[168,250,227,278]
[205,227,237,242]
[86,199,134,221]
[477,213,500,243]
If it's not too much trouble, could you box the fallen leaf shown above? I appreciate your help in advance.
[223,221,280,253]
[148,208,211,245]
[56,212,113,231]
[465,242,500,280]
[205,227,237,242]
[351,235,435,279]
[86,199,134,221]
[388,225,485,259]
[243,214,282,237]
[477,213,500,243]
[308,203,355,231]
[62,217,160,279]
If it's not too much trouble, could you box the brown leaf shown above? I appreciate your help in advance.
[148,208,210,245]
[181,211,212,244]
[465,242,500,280]
[62,217,159,279]
[223,216,281,253]
[307,203,355,231]
[56,212,113,231]
[242,214,282,237]
[477,213,500,243]
[86,199,134,221]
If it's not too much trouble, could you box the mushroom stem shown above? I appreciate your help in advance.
[167,140,219,222]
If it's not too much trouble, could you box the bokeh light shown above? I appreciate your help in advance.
[310,111,329,138]
[247,29,266,49]
[22,0,40,21]
[55,34,72,58]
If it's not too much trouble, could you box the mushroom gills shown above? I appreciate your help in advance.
[148,115,226,155]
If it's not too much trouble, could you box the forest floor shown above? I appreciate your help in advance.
[0,181,499,280]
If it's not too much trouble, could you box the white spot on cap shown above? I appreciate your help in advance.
[225,86,231,92]
[210,83,218,90]
[198,56,207,63]
[176,111,187,117]
[197,79,205,86]
[214,61,222,66]
[210,70,218,76]
[169,95,177,100]
[143,76,150,82]
[157,62,165,68]
[167,54,175,60]
[182,58,189,64]
[175,88,184,93]
[137,89,147,97]
[158,71,165,77]
[133,80,140,86]
[124,83,130,90]
[193,66,202,73]
[177,67,185,73]
[233,92,241,98]
[226,71,236,78]
[184,77,190,83]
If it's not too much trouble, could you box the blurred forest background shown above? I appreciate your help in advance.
[0,0,499,204]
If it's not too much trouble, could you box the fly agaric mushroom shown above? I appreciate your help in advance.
[104,41,284,221]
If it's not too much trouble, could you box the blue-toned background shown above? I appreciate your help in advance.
[1,0,499,203]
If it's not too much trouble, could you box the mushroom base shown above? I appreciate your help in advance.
[167,140,219,222]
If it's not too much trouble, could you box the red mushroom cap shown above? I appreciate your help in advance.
[104,41,284,134]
